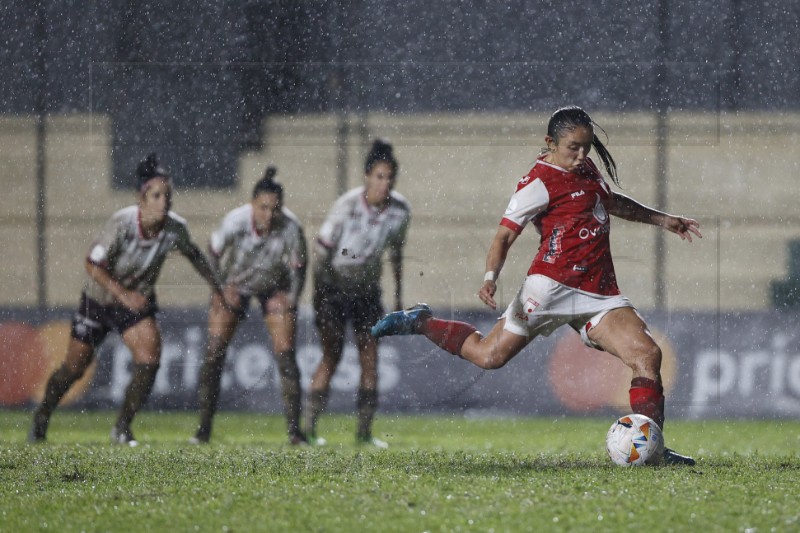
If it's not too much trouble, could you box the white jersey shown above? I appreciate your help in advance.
[317,186,411,288]
[84,205,196,305]
[209,204,307,298]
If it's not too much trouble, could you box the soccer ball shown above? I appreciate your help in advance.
[605,414,665,466]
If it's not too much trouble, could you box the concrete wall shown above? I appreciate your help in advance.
[1,112,797,311]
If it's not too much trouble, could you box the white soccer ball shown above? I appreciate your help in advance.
[605,414,665,466]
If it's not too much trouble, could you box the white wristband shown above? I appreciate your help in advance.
[483,271,496,282]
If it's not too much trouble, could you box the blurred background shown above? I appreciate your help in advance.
[1,0,799,418]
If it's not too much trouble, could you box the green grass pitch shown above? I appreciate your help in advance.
[1,410,799,532]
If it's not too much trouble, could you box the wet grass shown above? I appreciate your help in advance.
[1,411,799,532]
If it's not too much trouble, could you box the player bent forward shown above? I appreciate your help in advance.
[191,166,308,445]
[29,154,231,446]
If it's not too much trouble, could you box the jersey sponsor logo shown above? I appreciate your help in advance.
[570,190,585,199]
[578,224,609,240]
[572,265,587,272]
[514,311,529,322]
[519,175,531,185]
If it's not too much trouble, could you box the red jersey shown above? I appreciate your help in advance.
[500,156,619,296]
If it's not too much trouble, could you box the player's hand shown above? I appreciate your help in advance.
[119,290,148,313]
[666,216,702,242]
[477,280,497,310]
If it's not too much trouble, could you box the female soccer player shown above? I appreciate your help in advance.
[29,154,229,446]
[305,139,411,447]
[372,106,701,465]
[191,166,308,445]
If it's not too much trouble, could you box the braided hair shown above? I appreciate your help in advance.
[546,106,619,186]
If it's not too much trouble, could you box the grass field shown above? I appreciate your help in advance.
[1,410,799,532]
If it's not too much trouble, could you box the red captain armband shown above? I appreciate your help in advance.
[500,218,524,234]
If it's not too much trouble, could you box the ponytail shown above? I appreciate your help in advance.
[591,130,619,187]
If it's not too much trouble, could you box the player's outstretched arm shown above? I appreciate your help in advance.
[478,225,519,310]
[609,192,702,242]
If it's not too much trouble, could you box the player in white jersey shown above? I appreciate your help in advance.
[305,139,411,447]
[29,154,229,446]
[190,166,308,445]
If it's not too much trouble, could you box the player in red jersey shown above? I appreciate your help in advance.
[372,106,702,465]
[29,154,230,446]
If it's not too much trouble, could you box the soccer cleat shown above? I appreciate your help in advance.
[110,426,139,447]
[662,447,696,466]
[188,434,209,445]
[356,434,389,449]
[28,413,49,443]
[289,432,309,446]
[306,429,327,446]
[370,303,432,338]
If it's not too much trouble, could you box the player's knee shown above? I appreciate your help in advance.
[477,351,509,370]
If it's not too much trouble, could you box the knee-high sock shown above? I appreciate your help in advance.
[196,356,226,438]
[356,388,378,439]
[115,363,159,431]
[36,366,81,417]
[32,366,82,435]
[305,389,329,437]
[629,376,665,429]
[419,318,477,356]
[275,350,302,438]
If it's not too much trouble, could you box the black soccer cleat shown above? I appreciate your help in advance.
[662,447,696,466]
[27,413,49,443]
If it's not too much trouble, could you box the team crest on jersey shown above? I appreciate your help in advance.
[592,194,608,224]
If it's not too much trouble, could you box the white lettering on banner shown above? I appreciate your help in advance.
[111,344,131,403]
[690,334,800,417]
[234,344,272,390]
[182,327,203,389]
[155,343,183,394]
[106,336,401,402]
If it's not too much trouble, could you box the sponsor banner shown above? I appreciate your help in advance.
[1,307,799,419]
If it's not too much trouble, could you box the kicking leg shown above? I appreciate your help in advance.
[588,307,695,466]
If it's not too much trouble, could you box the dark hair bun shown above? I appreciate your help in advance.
[136,153,169,186]
[263,165,278,181]
[365,139,398,175]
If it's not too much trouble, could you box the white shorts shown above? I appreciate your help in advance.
[502,274,635,349]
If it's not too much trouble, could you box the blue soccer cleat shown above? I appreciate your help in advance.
[371,303,432,338]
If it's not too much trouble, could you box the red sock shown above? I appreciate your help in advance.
[419,318,477,356]
[629,377,665,429]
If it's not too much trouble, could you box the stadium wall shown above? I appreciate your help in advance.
[0,111,798,312]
